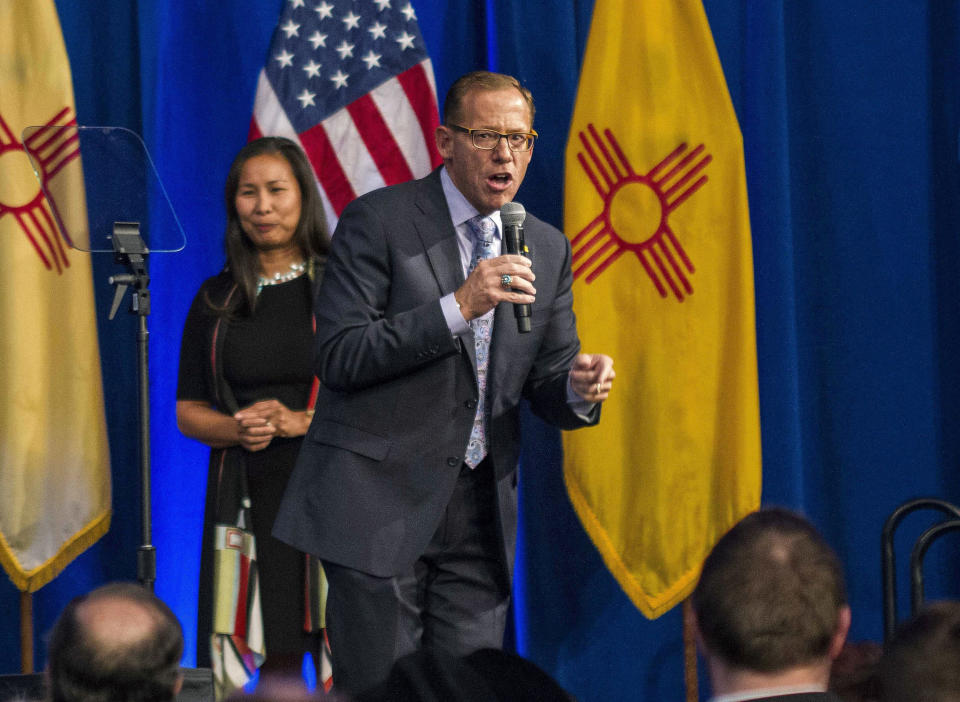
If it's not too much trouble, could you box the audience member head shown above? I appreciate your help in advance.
[691,507,850,694]
[878,600,960,702]
[356,648,574,702]
[829,640,882,702]
[224,675,351,702]
[47,582,184,702]
[462,648,574,701]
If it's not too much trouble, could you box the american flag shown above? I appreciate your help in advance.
[250,0,442,229]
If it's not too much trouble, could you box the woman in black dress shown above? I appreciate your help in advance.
[176,137,329,692]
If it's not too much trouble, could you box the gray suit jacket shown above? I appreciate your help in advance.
[273,168,598,577]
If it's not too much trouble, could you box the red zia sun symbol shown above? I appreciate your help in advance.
[0,109,80,274]
[571,124,711,301]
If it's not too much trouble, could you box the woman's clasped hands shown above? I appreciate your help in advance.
[234,399,309,451]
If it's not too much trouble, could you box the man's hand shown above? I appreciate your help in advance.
[454,254,536,321]
[569,353,615,402]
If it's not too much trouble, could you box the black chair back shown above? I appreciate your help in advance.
[881,498,960,641]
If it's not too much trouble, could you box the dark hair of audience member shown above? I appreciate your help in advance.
[877,600,960,702]
[47,582,183,702]
[691,507,848,672]
[356,648,575,702]
[829,640,882,702]
[225,676,352,702]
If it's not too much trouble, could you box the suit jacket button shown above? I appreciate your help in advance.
[465,399,477,410]
[447,457,459,467]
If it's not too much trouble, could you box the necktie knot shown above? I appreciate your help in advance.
[468,215,496,245]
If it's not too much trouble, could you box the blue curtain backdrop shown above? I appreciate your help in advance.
[3,2,960,700]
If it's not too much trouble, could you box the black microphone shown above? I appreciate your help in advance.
[500,201,531,333]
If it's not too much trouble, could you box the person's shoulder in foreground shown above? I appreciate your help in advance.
[355,648,576,702]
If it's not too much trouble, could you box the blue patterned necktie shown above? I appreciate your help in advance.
[464,215,496,468]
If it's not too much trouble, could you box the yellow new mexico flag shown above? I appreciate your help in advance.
[563,0,761,618]
[0,1,111,592]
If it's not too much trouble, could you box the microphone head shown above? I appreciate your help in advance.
[500,201,526,227]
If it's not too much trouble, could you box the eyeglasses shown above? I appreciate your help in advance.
[448,124,538,152]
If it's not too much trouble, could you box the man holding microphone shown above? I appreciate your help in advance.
[274,70,614,694]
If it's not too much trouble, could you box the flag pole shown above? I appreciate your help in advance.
[683,598,698,702]
[20,590,33,673]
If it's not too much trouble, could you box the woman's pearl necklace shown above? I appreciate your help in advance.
[256,260,306,296]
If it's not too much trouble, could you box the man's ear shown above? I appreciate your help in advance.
[828,605,852,660]
[435,124,453,160]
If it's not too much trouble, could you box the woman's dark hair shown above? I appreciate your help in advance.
[219,136,329,315]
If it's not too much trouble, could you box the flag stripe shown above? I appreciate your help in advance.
[31,204,68,271]
[320,106,386,203]
[13,211,51,269]
[299,121,358,216]
[23,107,73,147]
[0,115,17,144]
[347,94,415,185]
[44,133,81,178]
[369,75,433,176]
[396,61,441,164]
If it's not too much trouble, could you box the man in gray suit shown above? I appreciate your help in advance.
[274,70,614,693]
[691,508,851,702]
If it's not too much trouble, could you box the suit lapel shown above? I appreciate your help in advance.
[414,170,463,297]
[412,170,478,372]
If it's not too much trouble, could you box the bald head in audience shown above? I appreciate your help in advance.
[47,582,184,702]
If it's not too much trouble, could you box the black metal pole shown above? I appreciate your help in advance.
[109,222,156,591]
[137,307,155,591]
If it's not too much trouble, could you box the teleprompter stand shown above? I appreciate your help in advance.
[19,125,186,663]
[108,222,156,591]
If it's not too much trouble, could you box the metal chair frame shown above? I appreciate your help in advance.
[881,497,960,642]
